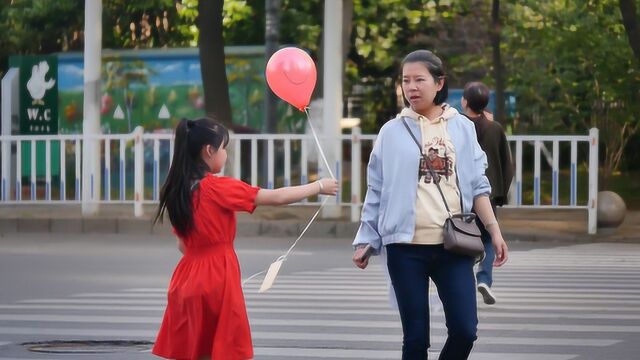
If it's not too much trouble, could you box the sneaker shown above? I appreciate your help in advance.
[477,283,496,305]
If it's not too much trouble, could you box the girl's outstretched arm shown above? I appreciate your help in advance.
[255,178,338,206]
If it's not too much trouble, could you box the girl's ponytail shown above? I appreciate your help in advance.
[155,119,196,237]
[154,117,230,238]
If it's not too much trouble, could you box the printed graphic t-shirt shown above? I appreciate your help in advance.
[401,106,462,245]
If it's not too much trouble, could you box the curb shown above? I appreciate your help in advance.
[1,217,637,243]
[0,217,360,238]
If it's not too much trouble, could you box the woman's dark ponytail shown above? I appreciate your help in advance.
[154,117,230,237]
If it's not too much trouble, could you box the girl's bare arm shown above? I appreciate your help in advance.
[255,178,338,206]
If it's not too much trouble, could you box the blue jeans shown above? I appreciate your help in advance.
[475,201,497,287]
[386,244,478,360]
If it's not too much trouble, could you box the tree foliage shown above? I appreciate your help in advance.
[0,0,84,75]
[103,0,191,48]
[2,0,638,181]
[501,0,640,185]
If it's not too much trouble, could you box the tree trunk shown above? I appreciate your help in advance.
[197,0,233,128]
[264,0,280,133]
[619,0,640,62]
[491,0,506,125]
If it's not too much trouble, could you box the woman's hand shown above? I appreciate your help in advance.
[491,234,509,267]
[318,178,339,196]
[352,246,370,269]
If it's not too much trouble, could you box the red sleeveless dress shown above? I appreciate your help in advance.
[153,175,260,360]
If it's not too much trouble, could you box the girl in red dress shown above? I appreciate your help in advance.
[152,118,338,360]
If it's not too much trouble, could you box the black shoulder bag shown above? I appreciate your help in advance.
[401,118,485,260]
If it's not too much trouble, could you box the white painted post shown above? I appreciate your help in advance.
[284,139,291,187]
[515,140,522,206]
[1,68,19,202]
[225,130,237,179]
[75,139,81,201]
[322,0,344,217]
[30,140,36,200]
[570,141,577,206]
[588,128,599,234]
[169,138,175,169]
[153,139,159,201]
[119,139,125,201]
[15,140,21,201]
[251,138,258,186]
[233,138,241,180]
[133,127,144,217]
[267,139,274,189]
[45,140,51,201]
[552,140,559,206]
[104,139,110,201]
[82,0,103,214]
[60,140,66,201]
[534,140,541,206]
[350,127,361,222]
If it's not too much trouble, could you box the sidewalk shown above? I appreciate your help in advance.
[0,203,638,242]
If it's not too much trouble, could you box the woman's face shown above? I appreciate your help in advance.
[402,62,443,114]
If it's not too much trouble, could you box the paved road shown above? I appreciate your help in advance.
[0,233,639,359]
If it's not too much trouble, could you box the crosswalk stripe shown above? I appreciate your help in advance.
[0,304,163,311]
[3,313,640,333]
[245,294,639,305]
[1,303,638,321]
[22,294,638,306]
[251,332,619,346]
[16,297,640,312]
[19,299,166,305]
[0,314,158,324]
[127,283,640,296]
[0,327,154,337]
[248,307,640,320]
[248,318,640,333]
[245,276,640,286]
[253,347,579,360]
[68,290,640,300]
[246,300,640,312]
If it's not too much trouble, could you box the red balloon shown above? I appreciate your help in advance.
[265,47,317,112]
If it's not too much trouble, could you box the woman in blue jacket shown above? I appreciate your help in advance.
[352,50,509,360]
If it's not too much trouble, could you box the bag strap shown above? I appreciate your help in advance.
[401,118,452,216]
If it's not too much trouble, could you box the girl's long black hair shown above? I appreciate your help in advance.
[154,117,229,237]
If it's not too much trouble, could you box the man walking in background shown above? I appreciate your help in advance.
[462,81,514,305]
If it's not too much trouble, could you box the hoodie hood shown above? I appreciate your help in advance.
[400,104,459,124]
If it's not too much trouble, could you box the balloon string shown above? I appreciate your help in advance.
[304,107,335,180]
[241,197,329,287]
[242,106,335,289]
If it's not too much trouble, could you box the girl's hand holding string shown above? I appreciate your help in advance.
[255,177,339,206]
[317,178,339,196]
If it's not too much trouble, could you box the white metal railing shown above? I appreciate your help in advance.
[506,128,599,234]
[0,127,599,233]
